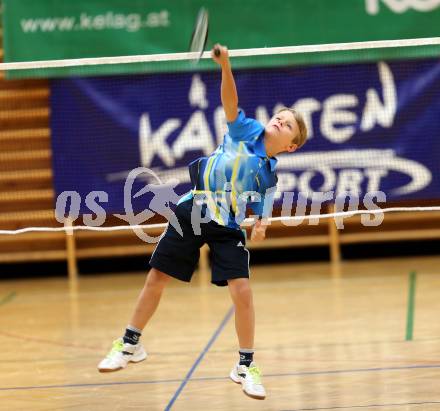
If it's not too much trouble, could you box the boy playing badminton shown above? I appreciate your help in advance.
[98,44,307,400]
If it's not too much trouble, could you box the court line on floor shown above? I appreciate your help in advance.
[262,363,440,378]
[2,363,440,392]
[3,327,440,356]
[164,305,235,411]
[0,330,101,351]
[0,378,183,391]
[284,399,440,410]
[0,291,16,307]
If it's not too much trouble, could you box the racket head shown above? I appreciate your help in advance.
[189,7,209,63]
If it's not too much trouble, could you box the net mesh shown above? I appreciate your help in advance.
[1,38,440,238]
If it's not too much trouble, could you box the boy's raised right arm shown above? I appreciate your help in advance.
[212,44,238,123]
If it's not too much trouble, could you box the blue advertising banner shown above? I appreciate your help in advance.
[50,58,440,218]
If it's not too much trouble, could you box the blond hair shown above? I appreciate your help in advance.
[277,107,308,149]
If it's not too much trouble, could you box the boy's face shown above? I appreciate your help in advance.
[265,110,299,154]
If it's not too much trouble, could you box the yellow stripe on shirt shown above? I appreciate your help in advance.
[230,142,245,214]
[201,154,225,225]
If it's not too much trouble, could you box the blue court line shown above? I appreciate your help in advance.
[164,305,235,411]
[283,399,440,410]
[2,363,440,392]
[263,363,440,378]
[0,378,182,391]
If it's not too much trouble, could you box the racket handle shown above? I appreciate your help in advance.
[214,47,221,57]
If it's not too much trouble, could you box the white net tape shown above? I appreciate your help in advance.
[1,37,440,70]
[1,207,440,235]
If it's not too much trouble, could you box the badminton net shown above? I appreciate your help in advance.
[1,37,440,239]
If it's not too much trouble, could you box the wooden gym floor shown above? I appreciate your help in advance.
[1,255,440,411]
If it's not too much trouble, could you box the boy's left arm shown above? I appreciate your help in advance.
[249,184,277,242]
[250,218,269,242]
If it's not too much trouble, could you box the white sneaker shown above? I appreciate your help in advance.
[98,338,147,372]
[230,362,266,400]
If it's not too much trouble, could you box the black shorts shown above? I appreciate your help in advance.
[149,199,249,286]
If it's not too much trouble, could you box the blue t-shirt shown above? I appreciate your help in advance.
[180,110,278,229]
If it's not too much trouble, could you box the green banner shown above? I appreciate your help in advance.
[2,0,440,77]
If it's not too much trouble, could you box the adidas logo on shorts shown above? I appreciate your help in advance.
[237,241,244,247]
